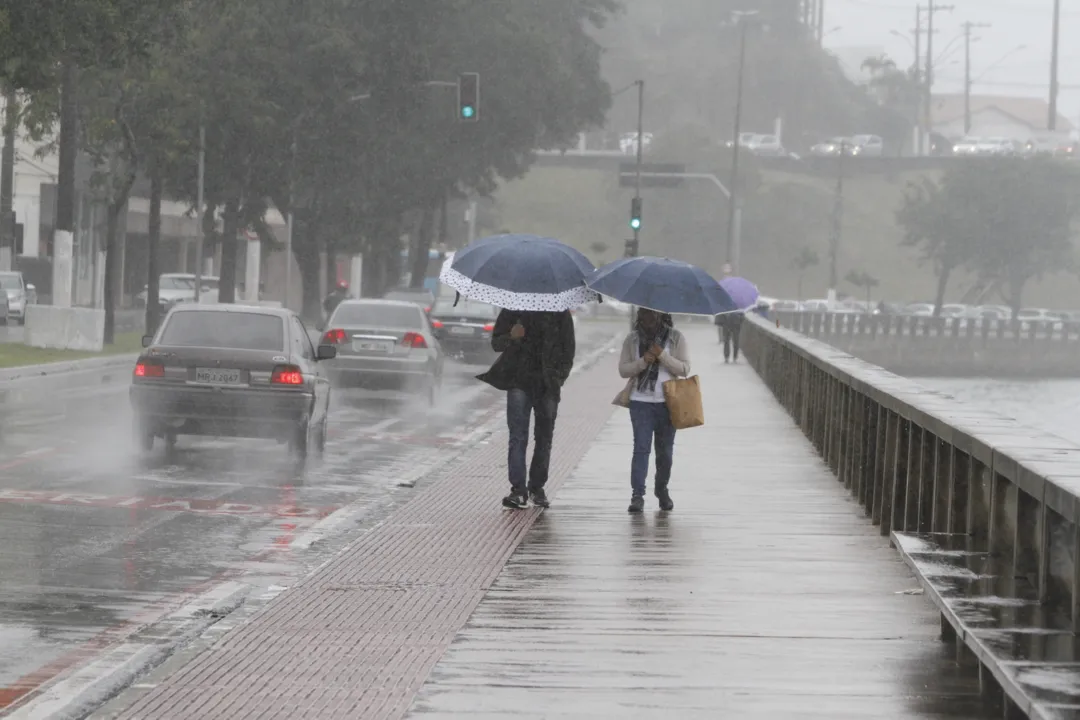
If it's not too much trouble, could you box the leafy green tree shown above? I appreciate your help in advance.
[968,158,1079,315]
[845,268,879,305]
[792,246,819,300]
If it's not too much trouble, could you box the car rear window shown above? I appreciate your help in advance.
[432,300,497,318]
[332,303,424,329]
[158,312,285,351]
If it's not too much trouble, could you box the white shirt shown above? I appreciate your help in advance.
[629,340,671,403]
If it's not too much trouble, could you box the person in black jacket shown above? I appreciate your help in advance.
[477,309,576,509]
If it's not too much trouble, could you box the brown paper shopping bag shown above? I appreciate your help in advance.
[662,375,704,430]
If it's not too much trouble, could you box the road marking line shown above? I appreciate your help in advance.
[0,489,338,519]
[365,417,402,433]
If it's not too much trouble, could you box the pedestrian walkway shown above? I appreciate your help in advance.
[109,326,992,719]
[408,328,992,719]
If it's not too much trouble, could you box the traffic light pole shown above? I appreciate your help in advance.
[633,79,644,252]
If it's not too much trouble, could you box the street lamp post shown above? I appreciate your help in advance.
[726,10,757,270]
[193,123,205,304]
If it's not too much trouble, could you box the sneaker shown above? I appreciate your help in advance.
[656,489,674,512]
[628,495,644,513]
[529,489,550,508]
[502,492,528,509]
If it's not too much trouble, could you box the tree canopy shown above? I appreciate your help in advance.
[6,0,616,333]
[896,158,1080,315]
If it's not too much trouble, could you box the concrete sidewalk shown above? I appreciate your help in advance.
[408,328,992,719]
[99,326,992,719]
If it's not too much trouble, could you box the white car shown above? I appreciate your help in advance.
[975,137,1021,156]
[747,134,786,157]
[0,271,34,325]
[136,274,220,312]
[849,134,884,157]
[952,137,982,156]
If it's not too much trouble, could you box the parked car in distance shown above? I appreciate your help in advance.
[746,134,786,157]
[382,287,436,314]
[810,137,850,157]
[975,137,1022,156]
[136,273,220,311]
[905,303,935,317]
[770,299,802,312]
[0,271,32,324]
[320,299,444,403]
[849,134,884,157]
[952,137,982,156]
[429,297,499,363]
[130,304,334,460]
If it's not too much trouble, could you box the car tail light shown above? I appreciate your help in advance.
[134,359,164,378]
[402,332,427,349]
[424,306,432,314]
[322,328,346,344]
[431,320,443,329]
[483,323,494,332]
[271,365,304,385]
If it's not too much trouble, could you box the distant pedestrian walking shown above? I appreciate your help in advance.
[614,308,691,513]
[715,312,743,362]
[478,309,576,510]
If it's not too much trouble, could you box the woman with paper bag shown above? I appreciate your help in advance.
[614,308,692,514]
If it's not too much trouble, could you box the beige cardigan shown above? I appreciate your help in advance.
[612,329,692,408]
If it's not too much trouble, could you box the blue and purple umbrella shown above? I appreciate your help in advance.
[719,276,759,312]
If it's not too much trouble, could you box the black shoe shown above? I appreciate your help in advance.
[656,489,674,512]
[530,488,550,508]
[628,495,644,513]
[502,492,528,509]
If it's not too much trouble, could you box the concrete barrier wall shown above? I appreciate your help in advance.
[24,305,105,351]
[741,314,1080,716]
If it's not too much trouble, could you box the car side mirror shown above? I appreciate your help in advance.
[141,335,153,348]
[316,344,337,361]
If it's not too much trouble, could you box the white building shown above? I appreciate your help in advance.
[931,94,1073,142]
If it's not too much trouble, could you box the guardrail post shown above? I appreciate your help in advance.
[966,460,992,551]
[917,430,936,532]
[887,417,910,535]
[902,423,920,532]
[947,449,970,535]
[931,437,951,533]
[876,410,898,532]
[1014,487,1045,599]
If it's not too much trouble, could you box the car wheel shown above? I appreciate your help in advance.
[315,418,327,455]
[427,377,440,407]
[134,418,154,452]
[288,421,309,458]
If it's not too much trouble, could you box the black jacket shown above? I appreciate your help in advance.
[477,310,575,401]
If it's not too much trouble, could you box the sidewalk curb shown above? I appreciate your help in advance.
[0,354,137,384]
[7,582,250,720]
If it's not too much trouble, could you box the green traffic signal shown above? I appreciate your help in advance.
[629,196,642,231]
[629,217,641,230]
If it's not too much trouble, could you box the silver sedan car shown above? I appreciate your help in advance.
[320,299,444,403]
[130,304,335,459]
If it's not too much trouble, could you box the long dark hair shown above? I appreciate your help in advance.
[635,308,673,355]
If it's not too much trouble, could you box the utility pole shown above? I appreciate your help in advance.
[816,0,825,45]
[193,123,205,304]
[0,87,15,270]
[632,79,644,252]
[726,11,757,268]
[914,6,924,154]
[1050,0,1061,130]
[962,21,991,135]
[923,1,955,144]
[829,140,846,298]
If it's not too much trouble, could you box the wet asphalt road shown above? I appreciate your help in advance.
[0,322,616,714]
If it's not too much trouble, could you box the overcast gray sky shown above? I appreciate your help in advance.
[824,0,1079,126]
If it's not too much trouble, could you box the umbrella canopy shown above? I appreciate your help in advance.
[439,234,598,311]
[586,256,737,316]
[719,276,759,311]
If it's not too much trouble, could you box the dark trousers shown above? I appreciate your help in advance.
[507,388,558,494]
[629,400,676,497]
[719,316,742,360]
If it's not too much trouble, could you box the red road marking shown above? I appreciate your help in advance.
[0,489,338,519]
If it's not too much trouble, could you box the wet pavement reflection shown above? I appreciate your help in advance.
[0,323,614,714]
[410,332,998,719]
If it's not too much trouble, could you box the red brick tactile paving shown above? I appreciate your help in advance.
[115,345,622,720]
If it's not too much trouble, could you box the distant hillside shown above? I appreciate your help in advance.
[490,163,1080,309]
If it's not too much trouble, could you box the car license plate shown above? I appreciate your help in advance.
[194,368,243,385]
[353,340,392,353]
[449,326,474,336]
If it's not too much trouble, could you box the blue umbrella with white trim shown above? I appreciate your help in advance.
[439,234,598,312]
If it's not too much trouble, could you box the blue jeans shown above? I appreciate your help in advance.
[629,401,676,497]
[507,389,558,494]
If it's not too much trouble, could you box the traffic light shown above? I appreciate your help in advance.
[458,72,479,121]
[629,196,642,231]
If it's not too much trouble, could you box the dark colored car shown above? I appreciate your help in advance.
[430,297,499,363]
[130,304,335,460]
[320,299,444,403]
[383,287,436,314]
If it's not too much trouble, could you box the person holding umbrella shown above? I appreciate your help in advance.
[713,267,760,364]
[588,255,735,513]
[440,233,597,509]
[617,308,691,513]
